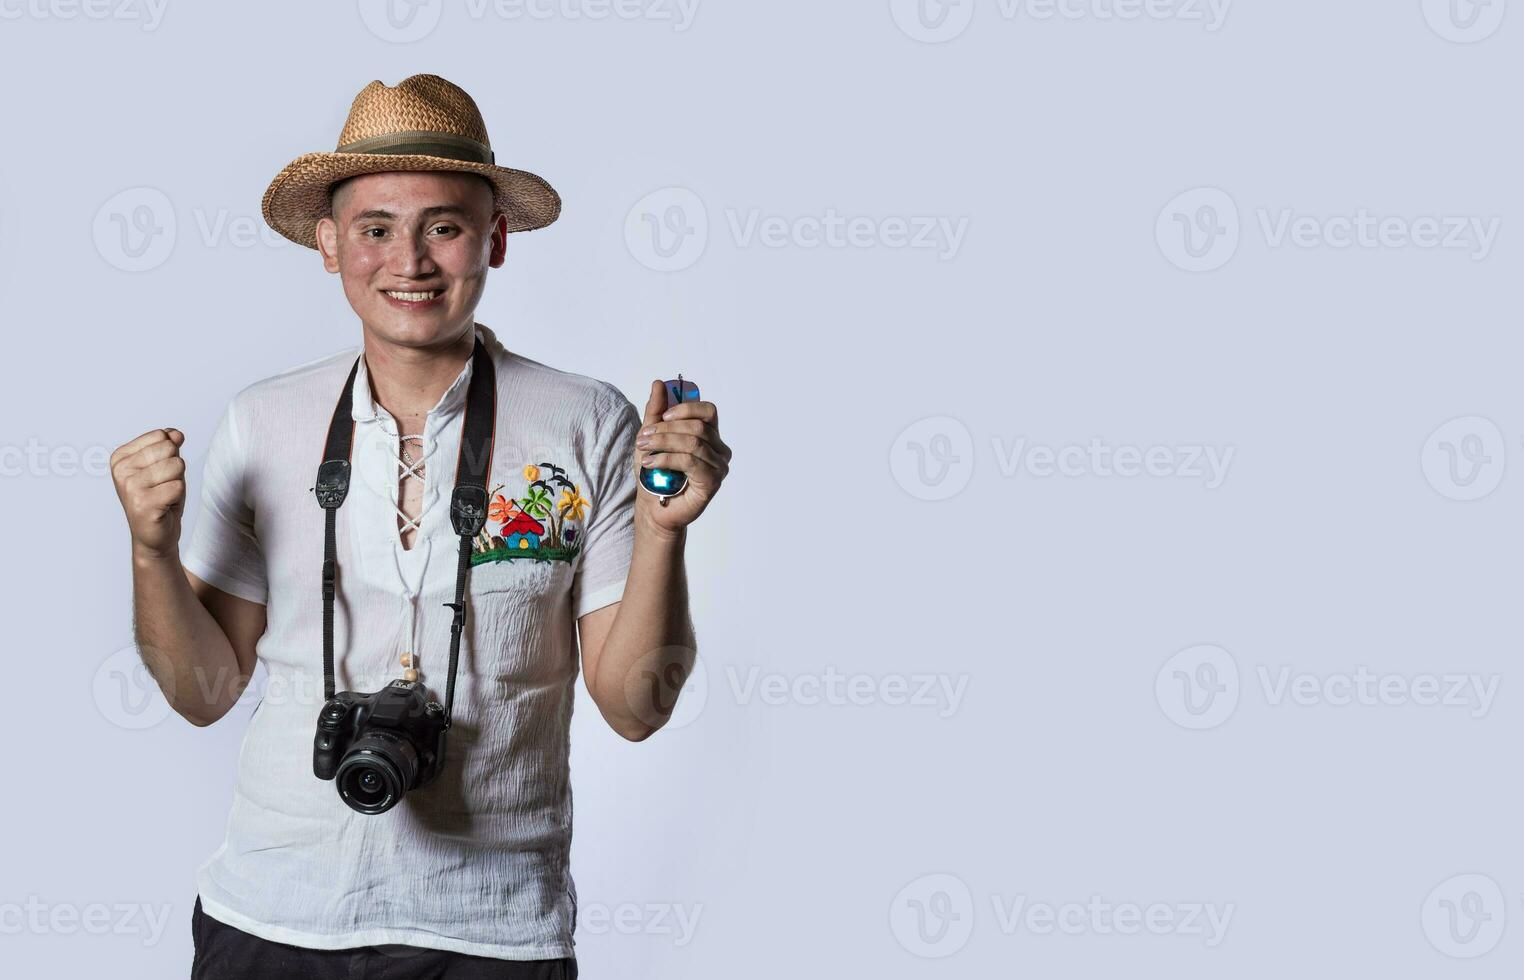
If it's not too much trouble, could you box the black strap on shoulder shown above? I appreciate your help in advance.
[312,335,496,726]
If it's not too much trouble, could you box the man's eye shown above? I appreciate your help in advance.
[430,225,456,236]
[363,227,386,239]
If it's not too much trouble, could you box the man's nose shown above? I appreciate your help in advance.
[387,231,438,277]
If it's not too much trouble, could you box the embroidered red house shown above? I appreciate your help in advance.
[502,510,545,551]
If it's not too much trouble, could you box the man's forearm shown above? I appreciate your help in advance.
[589,520,697,740]
[132,547,244,726]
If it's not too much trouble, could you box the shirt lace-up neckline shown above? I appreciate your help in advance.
[393,431,432,547]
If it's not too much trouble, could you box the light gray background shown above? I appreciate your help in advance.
[1,0,1520,975]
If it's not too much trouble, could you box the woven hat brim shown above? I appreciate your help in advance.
[261,151,562,249]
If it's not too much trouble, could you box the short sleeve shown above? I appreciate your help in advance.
[181,397,268,605]
[571,387,641,619]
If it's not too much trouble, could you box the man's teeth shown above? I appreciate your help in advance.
[385,290,441,301]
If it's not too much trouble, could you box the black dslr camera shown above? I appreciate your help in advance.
[313,679,449,815]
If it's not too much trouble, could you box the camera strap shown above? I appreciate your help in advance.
[312,334,497,728]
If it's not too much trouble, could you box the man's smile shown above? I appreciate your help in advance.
[381,287,446,307]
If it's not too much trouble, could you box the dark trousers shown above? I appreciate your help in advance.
[191,895,578,980]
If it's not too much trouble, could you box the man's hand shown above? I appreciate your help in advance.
[634,380,731,537]
[111,427,188,561]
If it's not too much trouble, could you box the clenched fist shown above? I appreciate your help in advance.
[112,427,188,561]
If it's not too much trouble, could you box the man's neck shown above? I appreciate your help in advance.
[361,322,477,430]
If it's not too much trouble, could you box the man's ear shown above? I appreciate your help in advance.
[488,211,508,269]
[316,216,340,272]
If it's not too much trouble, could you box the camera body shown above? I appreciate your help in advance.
[313,679,449,815]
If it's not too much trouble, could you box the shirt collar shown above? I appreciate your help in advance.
[350,323,492,423]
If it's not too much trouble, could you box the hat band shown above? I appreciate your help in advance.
[336,130,496,165]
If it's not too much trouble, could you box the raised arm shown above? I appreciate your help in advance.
[112,427,265,727]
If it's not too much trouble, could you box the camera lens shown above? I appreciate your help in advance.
[334,732,419,815]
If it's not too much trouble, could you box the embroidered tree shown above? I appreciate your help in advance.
[528,463,585,550]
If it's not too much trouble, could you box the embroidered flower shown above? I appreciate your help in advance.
[488,493,517,524]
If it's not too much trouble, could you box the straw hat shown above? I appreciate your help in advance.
[261,74,560,249]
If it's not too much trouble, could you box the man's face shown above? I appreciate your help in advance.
[316,170,506,349]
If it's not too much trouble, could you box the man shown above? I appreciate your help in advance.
[109,74,731,979]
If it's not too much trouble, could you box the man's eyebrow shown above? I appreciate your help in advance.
[350,205,471,222]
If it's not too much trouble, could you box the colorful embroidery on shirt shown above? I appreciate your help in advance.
[470,463,590,566]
